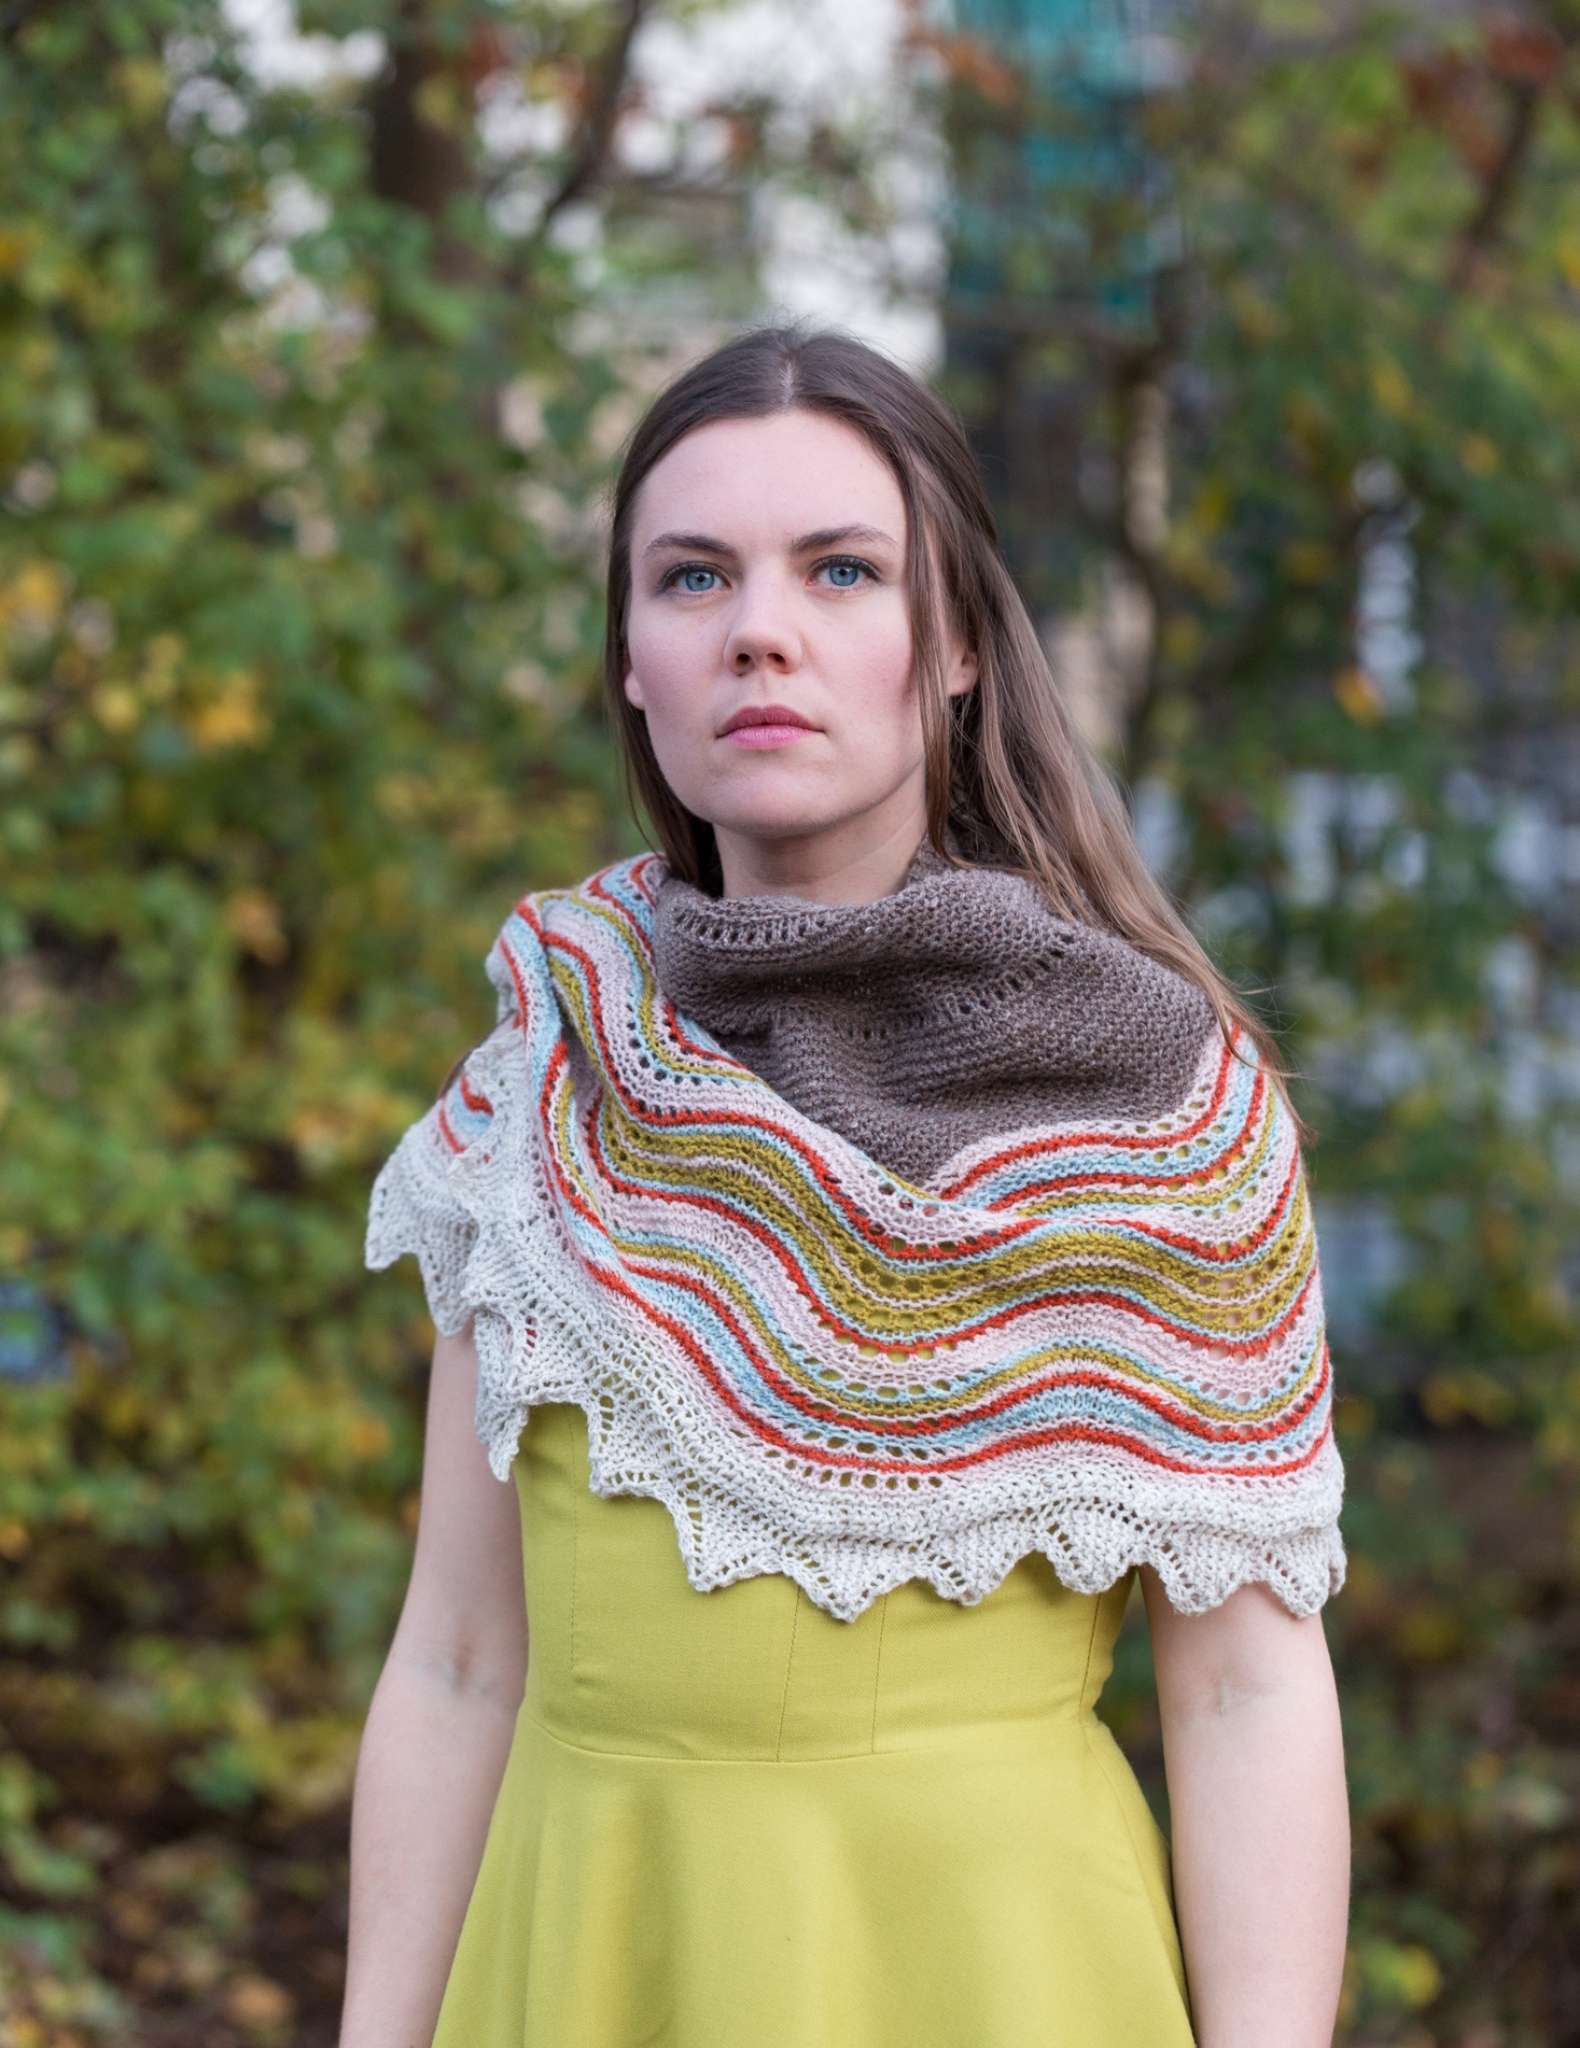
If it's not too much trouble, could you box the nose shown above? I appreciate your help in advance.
[730,640,791,672]
[722,575,803,672]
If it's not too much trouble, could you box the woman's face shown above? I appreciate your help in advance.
[622,407,977,901]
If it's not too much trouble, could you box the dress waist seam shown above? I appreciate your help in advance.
[516,1701,1100,1767]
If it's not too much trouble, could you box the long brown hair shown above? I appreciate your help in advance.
[598,317,1312,1145]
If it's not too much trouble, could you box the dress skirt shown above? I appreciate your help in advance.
[432,1399,1198,2046]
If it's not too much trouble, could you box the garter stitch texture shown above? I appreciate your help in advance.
[365,835,1348,1622]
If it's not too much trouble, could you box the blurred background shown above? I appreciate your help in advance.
[2,0,1578,2040]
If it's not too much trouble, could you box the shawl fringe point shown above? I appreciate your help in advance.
[474,1363,1348,1626]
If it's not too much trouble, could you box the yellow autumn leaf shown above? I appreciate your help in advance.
[16,332,57,379]
[1333,664,1385,721]
[102,1384,152,1437]
[289,1100,350,1166]
[113,58,168,118]
[1186,476,1231,537]
[1369,355,1413,418]
[225,888,288,964]
[1400,1604,1460,1660]
[187,668,267,749]
[1227,282,1282,340]
[375,772,429,823]
[140,630,185,699]
[0,226,41,278]
[346,1412,392,1460]
[414,71,465,134]
[1164,535,1237,602]
[1284,389,1329,449]
[225,1975,295,2027]
[280,1494,315,1538]
[0,558,68,635]
[1281,540,1332,584]
[1161,614,1204,665]
[1399,1946,1443,2006]
[91,683,141,733]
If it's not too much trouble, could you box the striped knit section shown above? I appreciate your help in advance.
[366,853,1348,1621]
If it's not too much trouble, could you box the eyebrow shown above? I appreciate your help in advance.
[640,523,900,561]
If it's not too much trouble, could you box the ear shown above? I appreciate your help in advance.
[948,647,979,698]
[623,667,645,712]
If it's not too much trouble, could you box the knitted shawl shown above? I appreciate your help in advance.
[365,838,1348,1623]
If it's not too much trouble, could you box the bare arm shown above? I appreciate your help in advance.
[1139,1567,1351,2048]
[338,1321,529,2048]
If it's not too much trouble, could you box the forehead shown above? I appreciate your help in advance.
[631,410,906,547]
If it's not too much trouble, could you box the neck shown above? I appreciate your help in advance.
[708,818,965,907]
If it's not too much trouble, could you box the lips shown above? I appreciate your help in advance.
[720,703,819,735]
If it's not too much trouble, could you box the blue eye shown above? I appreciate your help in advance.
[656,554,879,595]
[660,564,722,595]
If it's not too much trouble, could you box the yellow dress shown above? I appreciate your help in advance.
[432,1400,1197,2046]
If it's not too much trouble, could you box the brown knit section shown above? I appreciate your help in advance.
[650,830,1219,1187]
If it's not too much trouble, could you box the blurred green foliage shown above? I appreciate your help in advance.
[0,1,659,2036]
[2,0,1578,2042]
[927,6,1580,2041]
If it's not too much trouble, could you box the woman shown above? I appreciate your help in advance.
[342,320,1352,2048]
